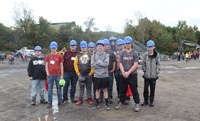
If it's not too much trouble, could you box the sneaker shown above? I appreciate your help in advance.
[87,98,94,104]
[71,98,77,103]
[115,102,125,110]
[31,101,36,106]
[47,103,52,108]
[92,104,100,110]
[40,99,48,104]
[76,98,83,105]
[105,104,111,110]
[62,99,68,104]
[149,102,154,107]
[134,103,141,112]
[141,101,148,106]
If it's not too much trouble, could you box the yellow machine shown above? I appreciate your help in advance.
[58,47,67,55]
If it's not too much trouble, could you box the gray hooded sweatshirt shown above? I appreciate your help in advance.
[91,51,109,78]
[142,51,161,79]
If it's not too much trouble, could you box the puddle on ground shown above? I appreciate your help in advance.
[33,88,61,121]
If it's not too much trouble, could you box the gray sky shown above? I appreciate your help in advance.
[0,0,199,32]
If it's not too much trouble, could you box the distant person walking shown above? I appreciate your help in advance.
[27,46,47,105]
[141,40,160,107]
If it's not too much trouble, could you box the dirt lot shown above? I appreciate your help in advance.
[0,58,200,121]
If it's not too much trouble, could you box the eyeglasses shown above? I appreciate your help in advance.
[125,43,131,45]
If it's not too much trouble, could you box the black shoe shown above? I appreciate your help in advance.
[47,103,52,108]
[62,99,68,104]
[31,101,36,106]
[71,98,77,103]
[92,104,100,110]
[149,102,154,107]
[105,104,110,110]
[40,99,48,104]
[141,101,148,106]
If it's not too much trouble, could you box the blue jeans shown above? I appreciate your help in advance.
[31,79,45,101]
[47,75,62,103]
[63,72,78,100]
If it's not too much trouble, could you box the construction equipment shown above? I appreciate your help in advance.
[58,47,67,55]
[179,40,200,52]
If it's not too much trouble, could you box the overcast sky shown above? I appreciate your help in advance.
[0,0,199,32]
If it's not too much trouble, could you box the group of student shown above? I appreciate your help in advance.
[27,36,160,112]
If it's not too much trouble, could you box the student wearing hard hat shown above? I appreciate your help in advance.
[74,41,94,105]
[45,41,64,108]
[91,40,110,110]
[101,38,116,104]
[115,39,125,98]
[109,36,118,52]
[62,40,79,103]
[141,40,160,107]
[115,36,141,112]
[88,42,96,55]
[27,46,47,106]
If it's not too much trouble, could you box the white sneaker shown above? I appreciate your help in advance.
[135,103,141,112]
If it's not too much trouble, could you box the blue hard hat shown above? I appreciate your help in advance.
[109,36,116,41]
[34,46,42,51]
[50,41,58,48]
[80,40,87,48]
[96,40,104,46]
[88,42,95,48]
[147,40,155,47]
[117,39,124,46]
[103,38,109,45]
[70,40,77,46]
[124,36,133,44]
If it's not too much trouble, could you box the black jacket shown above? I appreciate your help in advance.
[27,56,46,80]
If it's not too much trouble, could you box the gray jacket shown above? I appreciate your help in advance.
[142,51,160,79]
[91,51,109,78]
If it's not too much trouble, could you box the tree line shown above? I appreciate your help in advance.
[0,5,200,55]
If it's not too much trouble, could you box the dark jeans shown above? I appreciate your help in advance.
[119,74,140,104]
[115,69,122,97]
[63,72,78,100]
[143,78,156,103]
[100,72,113,99]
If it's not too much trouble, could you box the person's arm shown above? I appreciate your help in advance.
[141,54,147,72]
[45,62,49,76]
[156,53,161,74]
[127,62,138,75]
[110,52,116,72]
[60,62,64,79]
[27,58,33,80]
[91,55,98,68]
[97,54,109,67]
[119,63,125,75]
[74,56,81,77]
